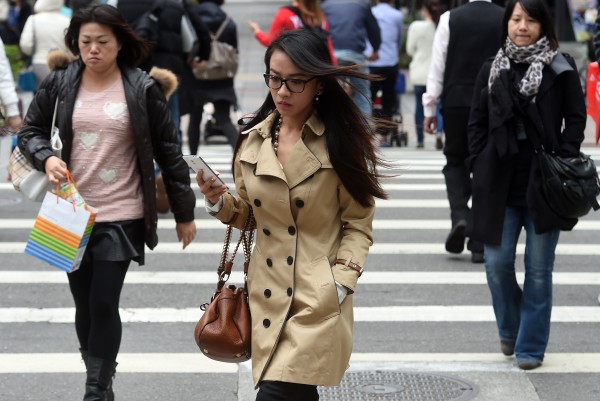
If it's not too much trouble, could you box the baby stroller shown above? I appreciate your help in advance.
[372,71,408,147]
[388,70,408,147]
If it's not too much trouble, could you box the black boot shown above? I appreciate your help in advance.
[80,350,115,401]
[83,356,118,401]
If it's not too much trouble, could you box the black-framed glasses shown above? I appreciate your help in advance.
[263,74,317,93]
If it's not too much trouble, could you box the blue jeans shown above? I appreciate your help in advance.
[484,206,559,363]
[335,50,372,117]
[414,85,443,144]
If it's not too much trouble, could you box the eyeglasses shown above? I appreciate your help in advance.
[263,74,317,93]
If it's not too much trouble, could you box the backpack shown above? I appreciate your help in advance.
[130,0,163,52]
[192,17,238,81]
[284,6,330,49]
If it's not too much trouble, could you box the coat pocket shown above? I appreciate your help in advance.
[305,256,341,322]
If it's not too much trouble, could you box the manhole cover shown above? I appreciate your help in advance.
[320,371,478,400]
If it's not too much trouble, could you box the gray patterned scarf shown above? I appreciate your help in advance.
[488,36,557,97]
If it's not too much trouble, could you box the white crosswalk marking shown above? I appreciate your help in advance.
[1,146,599,401]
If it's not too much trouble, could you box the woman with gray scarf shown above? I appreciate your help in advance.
[467,0,586,370]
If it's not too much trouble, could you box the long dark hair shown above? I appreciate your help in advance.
[501,0,558,50]
[65,4,150,68]
[423,0,442,27]
[235,29,388,207]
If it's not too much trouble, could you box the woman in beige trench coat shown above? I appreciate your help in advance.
[198,29,389,400]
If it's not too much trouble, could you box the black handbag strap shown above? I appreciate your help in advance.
[523,100,546,153]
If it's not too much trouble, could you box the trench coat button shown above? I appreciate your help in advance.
[263,319,271,328]
[287,226,296,235]
[263,228,271,236]
[254,199,262,207]
[287,256,293,265]
[287,288,292,296]
[295,199,304,208]
[266,258,273,267]
[264,289,272,298]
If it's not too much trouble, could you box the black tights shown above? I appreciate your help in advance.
[67,259,130,361]
[256,381,319,401]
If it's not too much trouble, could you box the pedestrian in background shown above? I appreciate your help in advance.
[19,0,71,84]
[1,35,22,180]
[0,0,31,45]
[18,5,197,399]
[422,0,503,263]
[366,0,403,146]
[594,1,600,307]
[468,0,585,370]
[182,0,238,152]
[197,29,388,400]
[248,0,336,63]
[321,0,380,117]
[406,0,443,149]
[117,0,211,146]
[0,35,21,131]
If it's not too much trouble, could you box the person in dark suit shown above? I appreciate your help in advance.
[422,0,504,263]
[468,0,586,370]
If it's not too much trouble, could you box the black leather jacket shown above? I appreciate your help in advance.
[18,58,195,249]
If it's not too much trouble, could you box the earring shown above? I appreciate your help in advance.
[315,90,324,102]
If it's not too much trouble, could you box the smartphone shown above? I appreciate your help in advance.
[183,155,227,188]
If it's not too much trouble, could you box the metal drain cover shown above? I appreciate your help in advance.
[320,371,479,400]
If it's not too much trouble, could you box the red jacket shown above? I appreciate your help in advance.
[255,7,337,65]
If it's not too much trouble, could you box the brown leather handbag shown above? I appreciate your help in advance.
[194,208,255,363]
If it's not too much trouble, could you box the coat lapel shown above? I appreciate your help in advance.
[537,53,572,100]
[283,140,322,189]
[239,113,329,189]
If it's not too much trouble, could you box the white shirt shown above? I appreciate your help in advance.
[422,0,492,117]
[406,19,436,86]
[0,37,19,117]
[367,3,403,67]
[19,10,71,66]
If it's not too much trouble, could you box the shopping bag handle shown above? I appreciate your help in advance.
[53,170,78,211]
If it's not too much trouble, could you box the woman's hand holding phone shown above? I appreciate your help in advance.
[196,170,227,205]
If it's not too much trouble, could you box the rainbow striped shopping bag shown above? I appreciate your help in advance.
[25,192,97,272]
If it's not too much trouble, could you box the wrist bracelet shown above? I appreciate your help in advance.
[335,259,363,277]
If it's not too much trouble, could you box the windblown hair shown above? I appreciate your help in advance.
[65,4,150,68]
[501,0,558,50]
[236,29,389,207]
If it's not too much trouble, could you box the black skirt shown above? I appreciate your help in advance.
[82,219,146,266]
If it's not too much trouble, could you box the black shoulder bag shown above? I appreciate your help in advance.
[526,101,600,219]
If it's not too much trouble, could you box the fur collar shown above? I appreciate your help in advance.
[46,50,178,100]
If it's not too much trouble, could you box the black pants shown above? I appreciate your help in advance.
[256,381,319,401]
[441,107,472,227]
[67,259,130,361]
[187,99,237,153]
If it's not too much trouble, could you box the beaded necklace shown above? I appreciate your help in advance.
[272,116,282,155]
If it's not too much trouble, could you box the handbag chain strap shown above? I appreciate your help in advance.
[216,205,255,290]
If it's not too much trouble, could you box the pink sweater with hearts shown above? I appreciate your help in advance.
[69,78,144,222]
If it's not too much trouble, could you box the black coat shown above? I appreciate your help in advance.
[118,0,211,76]
[18,57,196,249]
[467,53,586,244]
[179,1,238,115]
